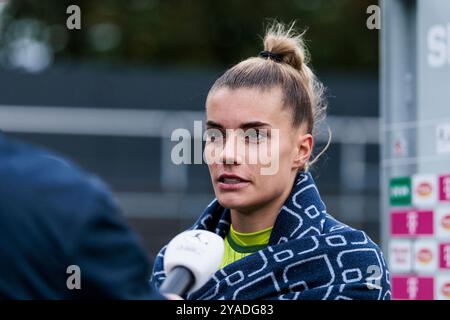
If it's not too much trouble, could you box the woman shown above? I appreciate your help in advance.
[151,23,390,300]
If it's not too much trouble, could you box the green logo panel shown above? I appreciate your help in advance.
[389,177,412,206]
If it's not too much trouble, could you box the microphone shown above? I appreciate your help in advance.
[159,230,224,297]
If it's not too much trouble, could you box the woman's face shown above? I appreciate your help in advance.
[205,86,312,212]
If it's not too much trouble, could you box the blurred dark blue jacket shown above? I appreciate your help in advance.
[0,134,163,299]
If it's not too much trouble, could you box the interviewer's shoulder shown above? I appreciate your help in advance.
[0,136,114,219]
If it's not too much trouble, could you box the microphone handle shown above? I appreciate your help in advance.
[159,266,195,297]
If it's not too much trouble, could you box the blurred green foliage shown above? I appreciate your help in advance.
[0,0,379,70]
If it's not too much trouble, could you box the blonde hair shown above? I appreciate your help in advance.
[208,21,330,169]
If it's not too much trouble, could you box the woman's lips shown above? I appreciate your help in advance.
[216,173,251,191]
[217,176,250,191]
[217,180,250,191]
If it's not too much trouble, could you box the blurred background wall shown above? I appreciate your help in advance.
[0,0,380,261]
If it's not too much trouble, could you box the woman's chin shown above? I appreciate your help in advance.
[216,195,250,210]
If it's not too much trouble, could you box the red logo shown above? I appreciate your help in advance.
[416,182,432,197]
[441,215,450,230]
[417,248,433,263]
[441,283,450,298]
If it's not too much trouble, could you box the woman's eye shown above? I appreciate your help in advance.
[205,130,224,142]
[245,129,267,143]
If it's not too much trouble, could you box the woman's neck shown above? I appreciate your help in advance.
[230,175,296,233]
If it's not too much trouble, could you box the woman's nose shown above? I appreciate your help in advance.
[220,131,244,165]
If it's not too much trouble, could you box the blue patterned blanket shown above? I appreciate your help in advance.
[151,172,391,300]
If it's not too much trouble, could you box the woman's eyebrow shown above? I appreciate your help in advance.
[240,121,272,130]
[206,120,272,129]
[206,120,223,128]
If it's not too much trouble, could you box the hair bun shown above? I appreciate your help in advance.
[258,50,283,62]
[262,22,308,72]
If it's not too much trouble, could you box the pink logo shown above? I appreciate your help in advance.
[392,275,434,300]
[391,210,434,236]
[439,175,450,201]
[440,243,450,269]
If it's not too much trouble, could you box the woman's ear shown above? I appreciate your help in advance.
[292,132,313,170]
